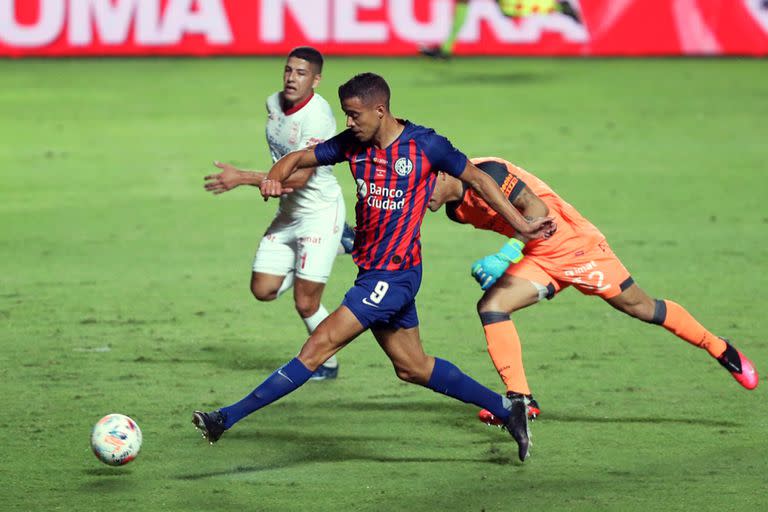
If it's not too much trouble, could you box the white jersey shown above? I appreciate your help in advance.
[265,91,341,214]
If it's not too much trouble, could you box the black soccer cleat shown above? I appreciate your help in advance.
[503,393,531,462]
[192,409,226,444]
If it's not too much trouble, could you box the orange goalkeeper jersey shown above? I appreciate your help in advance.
[446,157,605,258]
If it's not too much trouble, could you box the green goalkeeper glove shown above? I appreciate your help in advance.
[470,239,525,290]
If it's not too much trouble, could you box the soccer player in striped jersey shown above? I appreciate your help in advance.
[426,157,758,423]
[193,74,555,462]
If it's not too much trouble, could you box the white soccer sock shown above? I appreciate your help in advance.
[302,304,328,333]
[276,271,295,298]
[302,305,338,368]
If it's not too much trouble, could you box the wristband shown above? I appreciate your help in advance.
[498,238,525,263]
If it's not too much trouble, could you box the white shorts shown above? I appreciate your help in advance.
[252,195,345,283]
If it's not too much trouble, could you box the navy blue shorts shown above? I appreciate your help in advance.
[342,265,422,330]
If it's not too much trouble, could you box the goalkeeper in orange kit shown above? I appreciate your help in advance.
[427,157,759,424]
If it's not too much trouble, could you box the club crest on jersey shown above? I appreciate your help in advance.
[356,178,368,198]
[394,157,413,176]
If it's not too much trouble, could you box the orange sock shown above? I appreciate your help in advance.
[656,300,726,358]
[481,315,530,395]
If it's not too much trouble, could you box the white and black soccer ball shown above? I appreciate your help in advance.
[90,413,142,466]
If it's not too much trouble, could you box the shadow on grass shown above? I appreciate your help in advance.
[81,467,136,492]
[327,400,742,429]
[543,413,741,428]
[225,429,395,444]
[412,71,551,87]
[177,419,518,481]
[82,467,134,476]
[176,452,510,481]
[324,401,741,428]
[331,400,466,414]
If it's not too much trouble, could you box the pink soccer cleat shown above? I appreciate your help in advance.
[717,340,759,390]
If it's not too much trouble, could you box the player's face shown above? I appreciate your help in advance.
[341,96,383,142]
[282,57,320,105]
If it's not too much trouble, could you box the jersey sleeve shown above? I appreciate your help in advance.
[475,161,526,201]
[421,132,468,178]
[314,129,354,166]
[299,106,337,149]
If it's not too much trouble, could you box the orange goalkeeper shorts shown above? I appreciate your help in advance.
[505,240,632,300]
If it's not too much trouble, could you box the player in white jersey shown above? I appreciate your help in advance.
[204,47,352,380]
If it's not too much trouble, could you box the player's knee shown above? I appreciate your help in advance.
[477,295,495,314]
[393,366,417,383]
[393,367,424,385]
[393,362,429,385]
[477,295,513,316]
[250,283,278,302]
[294,296,320,319]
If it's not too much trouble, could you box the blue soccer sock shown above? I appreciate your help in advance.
[427,357,511,420]
[220,358,313,429]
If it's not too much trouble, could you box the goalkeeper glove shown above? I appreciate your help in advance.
[471,239,525,290]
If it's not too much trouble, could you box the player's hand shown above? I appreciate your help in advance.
[204,161,244,195]
[259,177,294,201]
[471,255,508,290]
[471,258,496,290]
[520,217,557,240]
[470,239,525,290]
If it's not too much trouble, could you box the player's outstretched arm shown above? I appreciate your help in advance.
[459,161,555,242]
[260,147,320,200]
[204,161,263,194]
[205,161,315,195]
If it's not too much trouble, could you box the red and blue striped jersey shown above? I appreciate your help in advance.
[315,120,467,270]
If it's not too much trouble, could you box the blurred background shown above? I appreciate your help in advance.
[2,0,767,57]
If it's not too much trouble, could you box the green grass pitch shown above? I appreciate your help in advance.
[1,57,766,511]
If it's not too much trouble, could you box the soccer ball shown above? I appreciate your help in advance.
[90,414,142,466]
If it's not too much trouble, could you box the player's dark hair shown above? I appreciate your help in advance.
[338,73,391,109]
[287,46,323,73]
